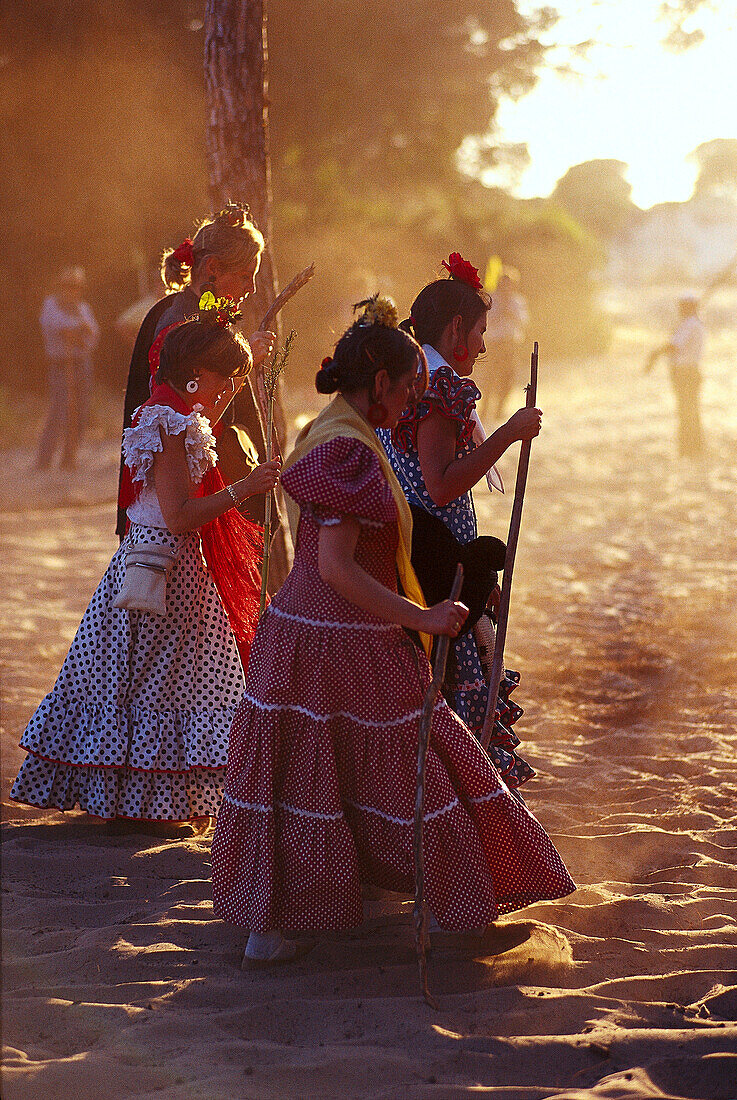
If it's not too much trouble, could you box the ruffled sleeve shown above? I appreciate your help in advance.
[122,405,218,489]
[393,365,481,452]
[282,436,397,526]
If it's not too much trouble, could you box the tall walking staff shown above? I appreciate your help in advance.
[258,331,296,617]
[480,342,538,752]
[414,562,464,1009]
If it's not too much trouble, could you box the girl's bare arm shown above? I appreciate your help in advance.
[153,429,279,534]
[417,407,540,507]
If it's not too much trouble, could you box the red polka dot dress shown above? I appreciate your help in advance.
[211,437,574,932]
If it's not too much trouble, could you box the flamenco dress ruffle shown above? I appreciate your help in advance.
[11,405,246,821]
[211,437,574,932]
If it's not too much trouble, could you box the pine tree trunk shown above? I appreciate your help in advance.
[204,0,275,333]
[204,0,292,587]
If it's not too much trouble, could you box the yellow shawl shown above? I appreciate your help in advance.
[282,394,431,656]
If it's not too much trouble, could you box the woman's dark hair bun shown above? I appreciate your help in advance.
[315,355,340,394]
[314,296,426,398]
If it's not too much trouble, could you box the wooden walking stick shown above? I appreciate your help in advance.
[480,342,539,752]
[414,562,464,1009]
[258,331,296,618]
[256,264,315,436]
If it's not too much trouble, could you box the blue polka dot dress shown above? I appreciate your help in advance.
[380,354,534,789]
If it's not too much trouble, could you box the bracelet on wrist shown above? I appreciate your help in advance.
[225,483,242,508]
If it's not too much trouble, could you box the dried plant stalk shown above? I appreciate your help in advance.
[259,331,297,618]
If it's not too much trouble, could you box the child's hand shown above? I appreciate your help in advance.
[248,330,276,369]
[422,599,469,637]
[235,459,281,499]
[506,406,542,442]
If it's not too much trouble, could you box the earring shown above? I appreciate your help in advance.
[367,401,388,427]
[186,379,199,394]
[453,345,469,363]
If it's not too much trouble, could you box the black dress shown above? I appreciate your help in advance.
[116,289,198,537]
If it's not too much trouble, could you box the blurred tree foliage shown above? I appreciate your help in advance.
[551,160,637,242]
[268,0,553,216]
[1,0,609,401]
[658,0,713,52]
[690,139,737,200]
[0,0,210,393]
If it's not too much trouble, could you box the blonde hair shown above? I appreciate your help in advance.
[161,202,265,292]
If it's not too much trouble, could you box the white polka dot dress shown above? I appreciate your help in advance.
[10,414,246,822]
[211,438,574,933]
[380,362,534,788]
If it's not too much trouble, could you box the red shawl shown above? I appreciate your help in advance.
[120,375,264,672]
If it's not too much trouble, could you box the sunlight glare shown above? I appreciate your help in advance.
[491,0,737,208]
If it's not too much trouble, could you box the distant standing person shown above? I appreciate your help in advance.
[645,295,706,457]
[482,269,528,420]
[36,266,100,470]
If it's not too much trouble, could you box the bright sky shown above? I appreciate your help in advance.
[491,0,737,209]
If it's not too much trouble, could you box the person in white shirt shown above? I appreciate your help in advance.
[481,269,529,420]
[35,266,100,470]
[645,295,706,457]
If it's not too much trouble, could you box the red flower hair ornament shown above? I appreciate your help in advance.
[441,252,483,290]
[172,238,194,267]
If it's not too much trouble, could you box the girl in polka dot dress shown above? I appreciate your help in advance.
[211,297,574,966]
[11,309,280,825]
[380,254,543,793]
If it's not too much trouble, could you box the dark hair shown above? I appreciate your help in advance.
[407,278,491,348]
[156,317,253,388]
[315,311,427,397]
[161,202,265,292]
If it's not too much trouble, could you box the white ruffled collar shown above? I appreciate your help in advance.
[123,404,217,487]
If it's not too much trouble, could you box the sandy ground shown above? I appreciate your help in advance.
[2,326,737,1099]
